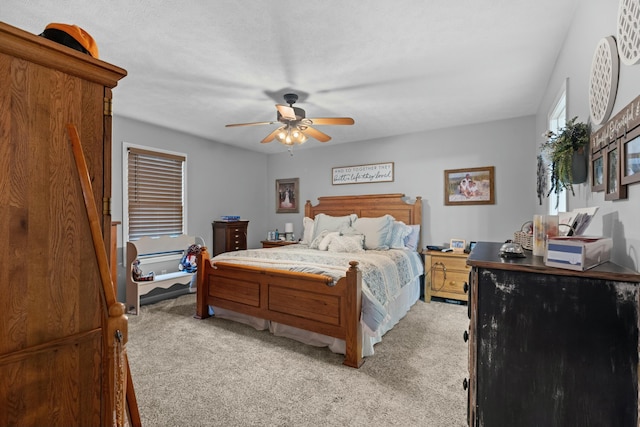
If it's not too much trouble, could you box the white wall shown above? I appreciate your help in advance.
[267,115,537,249]
[536,0,640,270]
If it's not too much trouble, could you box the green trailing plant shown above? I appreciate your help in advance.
[541,116,590,207]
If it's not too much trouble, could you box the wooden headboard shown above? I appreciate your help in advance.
[304,193,422,227]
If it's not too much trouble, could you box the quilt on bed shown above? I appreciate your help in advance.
[211,244,423,332]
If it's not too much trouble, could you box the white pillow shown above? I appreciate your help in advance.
[352,215,394,250]
[404,224,421,251]
[309,230,330,249]
[389,221,413,249]
[327,234,365,253]
[318,232,340,251]
[312,213,357,241]
[301,217,314,244]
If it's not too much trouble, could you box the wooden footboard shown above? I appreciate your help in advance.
[195,247,363,368]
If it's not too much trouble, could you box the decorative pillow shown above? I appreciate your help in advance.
[312,213,357,241]
[404,224,421,251]
[309,230,330,249]
[389,221,413,249]
[301,217,315,244]
[318,232,340,251]
[352,215,394,250]
[327,234,365,253]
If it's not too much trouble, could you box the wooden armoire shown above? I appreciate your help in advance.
[0,22,129,425]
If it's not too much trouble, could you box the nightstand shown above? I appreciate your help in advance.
[261,240,298,248]
[423,250,470,303]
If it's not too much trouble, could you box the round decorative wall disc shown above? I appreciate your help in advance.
[617,0,640,65]
[589,36,620,125]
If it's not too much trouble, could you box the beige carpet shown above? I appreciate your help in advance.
[126,294,468,426]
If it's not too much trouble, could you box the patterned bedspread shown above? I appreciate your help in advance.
[211,244,424,331]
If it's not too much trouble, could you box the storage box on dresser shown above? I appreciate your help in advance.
[423,250,470,302]
[465,241,640,426]
[0,23,127,424]
[212,220,249,255]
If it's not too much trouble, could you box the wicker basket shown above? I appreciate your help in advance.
[513,221,533,250]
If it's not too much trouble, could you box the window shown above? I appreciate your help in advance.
[125,145,186,240]
[547,81,567,214]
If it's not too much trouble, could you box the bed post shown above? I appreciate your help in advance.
[194,246,211,319]
[343,261,364,368]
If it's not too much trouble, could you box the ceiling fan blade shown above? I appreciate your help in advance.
[301,125,332,143]
[226,121,276,127]
[308,117,354,126]
[261,127,283,143]
[275,104,297,121]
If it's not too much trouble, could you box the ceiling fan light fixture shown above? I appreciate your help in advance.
[275,125,307,145]
[225,93,352,147]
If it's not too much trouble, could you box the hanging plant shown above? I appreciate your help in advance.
[540,116,591,208]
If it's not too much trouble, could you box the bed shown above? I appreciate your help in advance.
[195,193,423,368]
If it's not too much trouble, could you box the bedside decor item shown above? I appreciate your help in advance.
[513,221,533,251]
[532,214,558,257]
[444,166,495,205]
[617,0,640,65]
[284,222,295,241]
[589,36,620,125]
[541,117,591,207]
[450,238,466,253]
[276,178,299,213]
[332,162,394,185]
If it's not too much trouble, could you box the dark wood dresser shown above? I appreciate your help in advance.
[212,220,249,255]
[465,242,640,426]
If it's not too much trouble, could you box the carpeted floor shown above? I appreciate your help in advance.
[126,294,468,426]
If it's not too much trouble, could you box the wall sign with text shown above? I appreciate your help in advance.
[331,162,394,185]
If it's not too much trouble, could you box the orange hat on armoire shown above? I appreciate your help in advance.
[39,23,99,58]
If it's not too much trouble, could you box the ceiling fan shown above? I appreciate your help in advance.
[225,93,354,145]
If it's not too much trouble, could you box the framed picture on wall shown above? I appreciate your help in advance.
[444,166,495,205]
[621,128,640,186]
[590,151,605,192]
[604,141,627,201]
[450,238,466,253]
[276,178,299,213]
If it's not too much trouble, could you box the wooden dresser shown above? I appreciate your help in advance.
[466,242,640,426]
[0,23,128,425]
[212,220,249,255]
[424,250,470,302]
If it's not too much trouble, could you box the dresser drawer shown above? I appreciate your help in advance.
[431,269,469,296]
[431,255,468,271]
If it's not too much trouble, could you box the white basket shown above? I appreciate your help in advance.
[513,221,533,250]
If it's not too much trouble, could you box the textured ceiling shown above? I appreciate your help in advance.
[2,0,578,153]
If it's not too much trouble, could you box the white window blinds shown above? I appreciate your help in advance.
[127,147,185,240]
